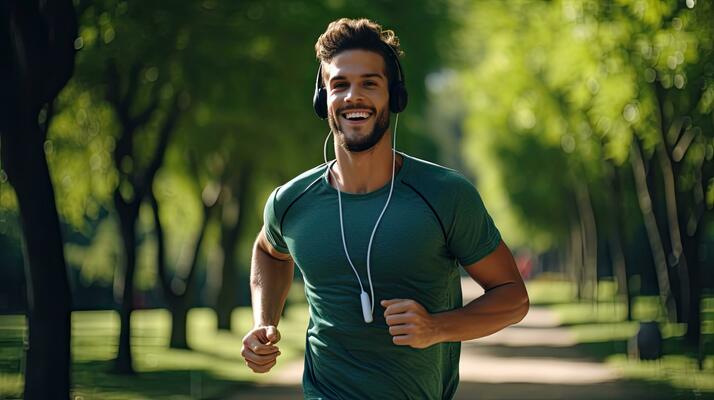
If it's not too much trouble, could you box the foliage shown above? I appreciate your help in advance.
[0,0,456,287]
[448,0,714,250]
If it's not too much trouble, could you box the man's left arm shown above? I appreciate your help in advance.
[382,241,529,348]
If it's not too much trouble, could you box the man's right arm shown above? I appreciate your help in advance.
[241,227,294,373]
[251,227,294,327]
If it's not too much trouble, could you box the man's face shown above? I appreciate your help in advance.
[324,49,391,152]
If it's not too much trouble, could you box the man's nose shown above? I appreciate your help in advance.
[344,85,364,102]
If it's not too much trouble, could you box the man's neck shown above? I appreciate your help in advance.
[330,131,402,194]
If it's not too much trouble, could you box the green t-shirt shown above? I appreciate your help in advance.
[264,153,501,399]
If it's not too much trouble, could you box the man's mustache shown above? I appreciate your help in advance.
[336,105,377,114]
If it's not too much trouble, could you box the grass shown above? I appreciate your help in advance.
[0,304,310,399]
[525,277,714,395]
[2,278,714,398]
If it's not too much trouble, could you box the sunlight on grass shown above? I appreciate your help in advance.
[2,280,713,398]
[525,277,576,304]
[534,284,714,395]
[0,304,309,399]
[608,354,714,393]
[0,315,25,398]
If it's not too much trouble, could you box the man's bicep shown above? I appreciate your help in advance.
[257,227,293,262]
[462,241,521,291]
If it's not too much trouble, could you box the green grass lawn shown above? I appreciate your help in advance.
[0,304,310,399]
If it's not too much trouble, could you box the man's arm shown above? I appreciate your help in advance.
[241,227,294,373]
[382,241,529,348]
[251,227,294,326]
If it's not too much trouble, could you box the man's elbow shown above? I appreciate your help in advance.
[512,287,530,324]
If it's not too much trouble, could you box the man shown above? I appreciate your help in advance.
[241,18,529,399]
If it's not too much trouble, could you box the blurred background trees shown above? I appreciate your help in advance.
[440,0,713,355]
[1,0,712,397]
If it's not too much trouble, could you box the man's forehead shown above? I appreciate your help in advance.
[324,49,387,81]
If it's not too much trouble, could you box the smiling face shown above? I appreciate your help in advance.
[324,49,391,153]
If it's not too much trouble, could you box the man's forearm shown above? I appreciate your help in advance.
[432,282,529,343]
[250,241,294,327]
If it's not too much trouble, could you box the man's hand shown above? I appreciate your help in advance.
[241,325,282,373]
[381,299,441,349]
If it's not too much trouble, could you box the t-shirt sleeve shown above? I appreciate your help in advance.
[263,187,290,254]
[446,177,501,266]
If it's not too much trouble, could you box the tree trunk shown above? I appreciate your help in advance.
[113,198,138,374]
[215,191,241,331]
[656,143,690,317]
[1,1,77,397]
[163,214,209,349]
[652,82,694,325]
[630,141,676,321]
[1,122,73,399]
[574,180,598,303]
[215,250,238,330]
[169,299,190,349]
[105,76,181,370]
[568,220,583,301]
[215,166,252,331]
[682,219,702,346]
[150,163,214,349]
[609,164,631,320]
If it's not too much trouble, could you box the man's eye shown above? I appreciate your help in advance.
[333,82,348,89]
[364,81,376,87]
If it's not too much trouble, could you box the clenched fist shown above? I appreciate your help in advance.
[241,325,282,373]
[381,299,441,349]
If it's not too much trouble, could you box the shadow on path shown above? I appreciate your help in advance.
[222,378,711,400]
[453,380,712,400]
[222,285,712,400]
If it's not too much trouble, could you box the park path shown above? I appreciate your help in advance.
[225,279,665,399]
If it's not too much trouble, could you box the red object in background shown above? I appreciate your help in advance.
[515,252,533,280]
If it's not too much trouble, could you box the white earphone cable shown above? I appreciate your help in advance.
[366,113,398,315]
[324,130,365,293]
[323,114,399,321]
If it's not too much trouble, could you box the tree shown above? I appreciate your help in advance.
[151,147,229,348]
[451,0,713,355]
[0,0,77,397]
[71,0,208,373]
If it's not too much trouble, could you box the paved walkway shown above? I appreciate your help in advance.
[225,279,675,399]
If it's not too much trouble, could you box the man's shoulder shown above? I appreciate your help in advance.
[401,153,484,220]
[272,163,328,210]
[402,153,473,190]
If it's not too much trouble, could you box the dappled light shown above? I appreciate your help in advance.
[1,0,713,399]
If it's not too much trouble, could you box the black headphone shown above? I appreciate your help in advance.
[312,42,408,120]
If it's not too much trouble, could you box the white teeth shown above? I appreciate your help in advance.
[344,111,371,119]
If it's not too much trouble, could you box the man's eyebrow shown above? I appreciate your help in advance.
[329,73,385,83]
[360,73,385,80]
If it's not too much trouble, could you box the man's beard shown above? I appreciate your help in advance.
[329,107,390,152]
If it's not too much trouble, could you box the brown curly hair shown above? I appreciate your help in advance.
[315,18,403,85]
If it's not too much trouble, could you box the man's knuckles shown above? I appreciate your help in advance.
[247,359,276,373]
[242,341,278,355]
[386,312,415,324]
[242,348,280,362]
[392,335,410,345]
[244,353,279,369]
[249,355,279,366]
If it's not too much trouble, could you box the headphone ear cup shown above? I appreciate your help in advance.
[389,82,408,114]
[313,87,328,119]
